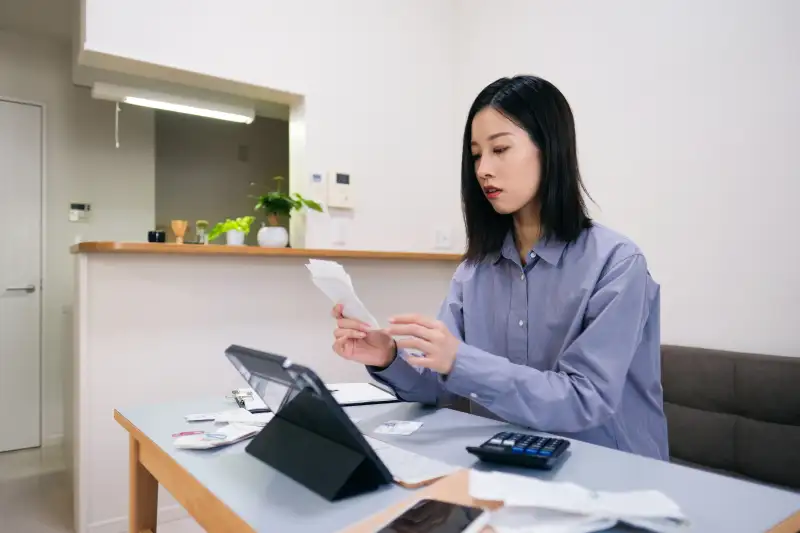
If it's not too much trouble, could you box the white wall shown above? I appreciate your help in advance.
[83,0,464,254]
[456,0,800,357]
[0,29,155,442]
[80,1,799,356]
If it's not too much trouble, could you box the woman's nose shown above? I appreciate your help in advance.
[476,155,493,179]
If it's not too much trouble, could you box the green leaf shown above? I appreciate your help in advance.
[207,216,255,241]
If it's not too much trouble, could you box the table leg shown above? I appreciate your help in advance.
[129,434,159,533]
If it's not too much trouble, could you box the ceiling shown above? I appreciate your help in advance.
[0,0,76,41]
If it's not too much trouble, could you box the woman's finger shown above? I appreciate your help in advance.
[332,335,355,359]
[396,337,434,354]
[385,323,435,342]
[333,328,366,340]
[389,314,439,329]
[337,318,372,332]
[331,304,344,319]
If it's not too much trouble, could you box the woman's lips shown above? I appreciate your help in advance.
[484,187,502,199]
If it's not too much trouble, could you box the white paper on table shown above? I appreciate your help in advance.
[327,382,397,406]
[173,424,259,450]
[306,259,379,328]
[364,435,460,486]
[214,408,274,427]
[489,506,616,533]
[469,470,688,533]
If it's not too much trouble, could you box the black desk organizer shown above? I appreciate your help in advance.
[245,387,393,501]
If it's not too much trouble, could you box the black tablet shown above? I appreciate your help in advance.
[224,344,393,500]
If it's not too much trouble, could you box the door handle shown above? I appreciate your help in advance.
[5,285,36,294]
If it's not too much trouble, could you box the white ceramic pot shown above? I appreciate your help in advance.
[257,224,289,248]
[226,230,246,246]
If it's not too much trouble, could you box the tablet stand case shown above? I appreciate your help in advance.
[245,388,391,501]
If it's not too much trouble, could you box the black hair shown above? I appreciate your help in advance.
[462,75,592,263]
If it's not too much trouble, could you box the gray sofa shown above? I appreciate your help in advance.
[661,345,800,491]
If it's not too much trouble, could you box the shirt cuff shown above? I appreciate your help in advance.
[367,350,423,391]
[444,343,509,406]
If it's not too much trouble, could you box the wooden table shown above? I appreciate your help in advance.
[117,410,257,533]
[115,400,800,533]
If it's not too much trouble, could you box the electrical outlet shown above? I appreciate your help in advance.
[434,228,453,250]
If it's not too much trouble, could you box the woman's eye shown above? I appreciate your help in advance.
[471,153,481,161]
[493,146,509,155]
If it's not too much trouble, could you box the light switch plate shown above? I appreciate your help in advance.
[435,228,453,250]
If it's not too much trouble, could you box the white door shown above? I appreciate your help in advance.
[0,99,42,452]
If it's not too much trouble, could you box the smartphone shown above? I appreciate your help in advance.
[375,498,490,533]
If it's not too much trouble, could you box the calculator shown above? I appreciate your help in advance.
[466,431,570,469]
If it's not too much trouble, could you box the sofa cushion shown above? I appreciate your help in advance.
[737,417,800,490]
[662,345,800,490]
[664,402,736,472]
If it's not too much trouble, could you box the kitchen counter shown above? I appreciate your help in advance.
[71,242,462,262]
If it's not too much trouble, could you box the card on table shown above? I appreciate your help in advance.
[374,420,423,436]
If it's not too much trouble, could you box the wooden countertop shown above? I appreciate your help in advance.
[70,242,462,262]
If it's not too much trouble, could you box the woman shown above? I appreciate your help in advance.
[332,75,668,460]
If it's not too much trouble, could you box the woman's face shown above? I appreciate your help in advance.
[470,106,541,215]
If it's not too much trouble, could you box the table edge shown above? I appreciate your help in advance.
[113,409,257,533]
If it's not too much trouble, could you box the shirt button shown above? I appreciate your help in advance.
[520,273,525,281]
[470,393,478,399]
[530,252,536,258]
[518,319,525,327]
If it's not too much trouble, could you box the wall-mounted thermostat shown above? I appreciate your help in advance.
[327,172,354,209]
[309,172,326,204]
[69,202,91,222]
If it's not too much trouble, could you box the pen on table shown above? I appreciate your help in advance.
[172,430,204,438]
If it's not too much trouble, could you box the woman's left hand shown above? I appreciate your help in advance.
[385,314,460,374]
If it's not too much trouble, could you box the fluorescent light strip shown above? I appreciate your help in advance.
[123,96,255,124]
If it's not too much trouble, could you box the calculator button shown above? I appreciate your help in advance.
[512,446,525,454]
[502,439,516,446]
[538,450,552,456]
[489,438,503,445]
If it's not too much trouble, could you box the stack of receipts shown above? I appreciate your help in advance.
[306,259,379,328]
[469,470,689,533]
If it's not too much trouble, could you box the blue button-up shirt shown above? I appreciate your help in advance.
[372,224,669,460]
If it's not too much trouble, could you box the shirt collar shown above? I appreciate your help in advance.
[493,230,568,267]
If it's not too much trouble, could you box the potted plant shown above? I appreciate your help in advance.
[208,216,255,246]
[253,176,323,247]
[195,220,210,245]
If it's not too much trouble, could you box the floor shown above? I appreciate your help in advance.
[0,444,203,533]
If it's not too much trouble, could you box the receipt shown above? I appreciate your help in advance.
[306,259,379,328]
[469,471,688,533]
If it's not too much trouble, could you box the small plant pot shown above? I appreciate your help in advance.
[226,230,246,246]
[257,223,289,248]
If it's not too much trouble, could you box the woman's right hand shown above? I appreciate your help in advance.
[331,304,395,368]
